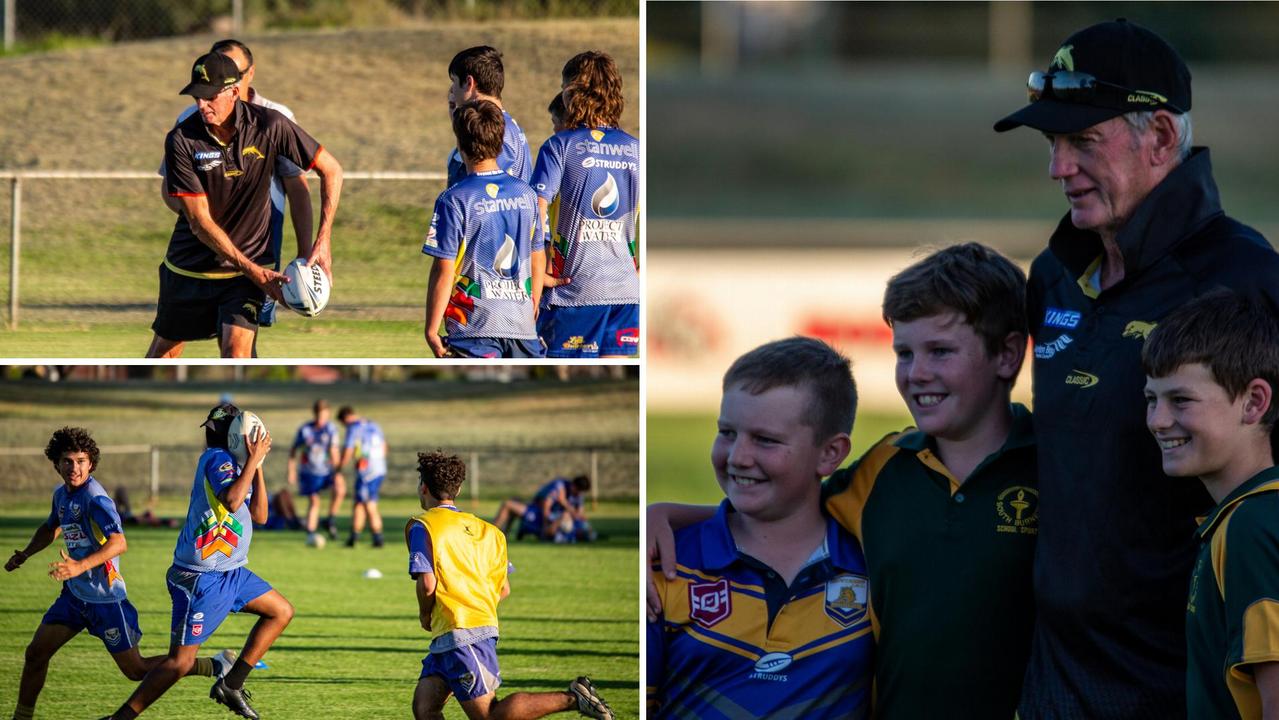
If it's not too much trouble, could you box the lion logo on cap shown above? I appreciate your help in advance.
[1051,45,1075,72]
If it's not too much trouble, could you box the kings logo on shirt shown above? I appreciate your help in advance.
[824,574,869,627]
[688,578,732,628]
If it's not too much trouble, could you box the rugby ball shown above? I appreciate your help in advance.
[280,259,330,317]
[226,411,266,466]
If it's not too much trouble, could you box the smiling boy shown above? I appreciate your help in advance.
[1141,291,1279,719]
[647,337,873,718]
[648,243,1037,719]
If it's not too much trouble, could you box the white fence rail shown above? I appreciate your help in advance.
[0,170,444,329]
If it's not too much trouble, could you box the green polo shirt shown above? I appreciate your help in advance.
[823,403,1037,720]
[1187,466,1279,720]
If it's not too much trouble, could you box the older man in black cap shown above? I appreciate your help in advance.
[147,50,343,359]
[995,18,1279,719]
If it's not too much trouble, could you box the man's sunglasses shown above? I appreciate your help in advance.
[1027,71,1185,113]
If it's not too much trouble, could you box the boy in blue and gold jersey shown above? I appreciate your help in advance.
[651,244,1037,720]
[407,451,613,720]
[1142,292,1279,719]
[6,427,219,720]
[647,337,873,719]
[105,403,293,720]
[424,99,545,359]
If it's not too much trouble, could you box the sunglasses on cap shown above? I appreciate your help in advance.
[1027,71,1185,114]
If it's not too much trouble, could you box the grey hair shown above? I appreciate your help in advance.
[1123,110,1193,160]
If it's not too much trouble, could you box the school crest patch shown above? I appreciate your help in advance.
[824,574,869,627]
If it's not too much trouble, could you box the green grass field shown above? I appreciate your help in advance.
[646,410,913,505]
[0,498,639,719]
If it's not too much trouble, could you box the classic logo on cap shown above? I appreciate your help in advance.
[1051,45,1075,72]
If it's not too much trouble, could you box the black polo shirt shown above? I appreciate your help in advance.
[163,101,320,278]
[823,404,1037,720]
[1021,147,1279,720]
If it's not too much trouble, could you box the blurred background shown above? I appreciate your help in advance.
[647,1,1279,503]
[0,0,637,356]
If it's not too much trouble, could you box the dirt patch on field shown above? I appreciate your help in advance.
[0,18,639,171]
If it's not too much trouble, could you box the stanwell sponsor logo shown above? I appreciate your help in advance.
[472,195,533,214]
[573,140,637,158]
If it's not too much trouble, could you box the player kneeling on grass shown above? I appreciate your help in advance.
[493,475,598,543]
[6,427,223,720]
[408,451,614,720]
[1142,291,1279,719]
[647,338,873,718]
[650,244,1036,719]
[103,404,292,720]
[423,100,546,359]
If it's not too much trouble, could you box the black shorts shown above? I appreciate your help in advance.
[151,263,265,342]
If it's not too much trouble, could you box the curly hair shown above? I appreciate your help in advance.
[417,450,466,501]
[561,51,624,129]
[45,426,100,471]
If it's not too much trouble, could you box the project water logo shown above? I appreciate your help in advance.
[590,173,620,217]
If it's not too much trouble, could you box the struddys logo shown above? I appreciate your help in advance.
[748,652,793,683]
[590,173,620,217]
[688,578,731,628]
[824,574,869,627]
[996,486,1039,536]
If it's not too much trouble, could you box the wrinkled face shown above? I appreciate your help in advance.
[893,312,1014,442]
[1045,116,1159,237]
[711,384,827,521]
[57,451,93,489]
[1145,363,1262,481]
[197,84,238,126]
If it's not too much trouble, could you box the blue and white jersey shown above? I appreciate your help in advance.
[422,171,542,341]
[292,420,339,476]
[173,448,254,573]
[531,127,640,307]
[46,477,128,603]
[446,110,533,188]
[344,419,387,483]
[532,477,579,514]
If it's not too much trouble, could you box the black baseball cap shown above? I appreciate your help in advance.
[994,19,1191,134]
[180,52,242,100]
[200,402,241,437]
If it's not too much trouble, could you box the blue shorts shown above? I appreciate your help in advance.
[167,565,272,646]
[420,638,502,702]
[538,304,639,358]
[298,471,335,496]
[445,336,546,359]
[355,475,385,503]
[42,587,142,653]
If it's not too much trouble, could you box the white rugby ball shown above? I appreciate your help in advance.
[226,411,266,466]
[280,259,330,317]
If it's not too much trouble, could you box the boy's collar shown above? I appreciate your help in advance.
[701,500,861,572]
[1197,465,1279,538]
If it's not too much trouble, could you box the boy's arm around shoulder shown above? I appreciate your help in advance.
[821,430,905,543]
[645,503,716,621]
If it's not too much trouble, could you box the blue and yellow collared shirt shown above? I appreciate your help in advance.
[647,500,873,719]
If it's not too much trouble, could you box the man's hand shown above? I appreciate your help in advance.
[48,549,82,581]
[248,265,290,304]
[419,611,432,632]
[426,330,448,359]
[543,275,572,289]
[305,251,333,284]
[5,549,28,572]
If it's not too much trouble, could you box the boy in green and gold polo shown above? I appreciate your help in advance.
[649,243,1037,719]
[1142,291,1279,720]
